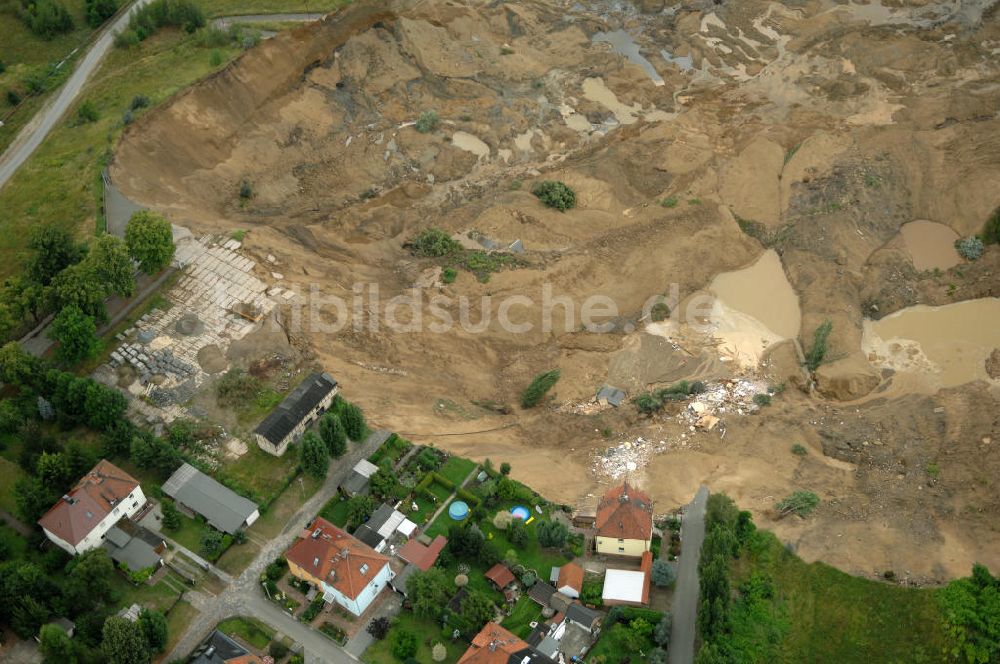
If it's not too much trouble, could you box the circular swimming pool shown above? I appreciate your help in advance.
[449,500,470,520]
[510,505,531,520]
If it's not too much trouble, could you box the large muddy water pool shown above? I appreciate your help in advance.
[863,298,1000,389]
[899,220,961,271]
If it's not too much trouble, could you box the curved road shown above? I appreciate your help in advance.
[0,0,157,191]
[0,8,323,192]
[670,486,708,664]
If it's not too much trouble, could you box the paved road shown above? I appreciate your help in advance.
[670,486,709,664]
[0,0,158,191]
[164,429,390,664]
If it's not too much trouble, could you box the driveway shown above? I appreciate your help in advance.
[163,429,390,663]
[669,486,708,664]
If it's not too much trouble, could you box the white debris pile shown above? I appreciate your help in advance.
[593,437,668,480]
[680,377,770,428]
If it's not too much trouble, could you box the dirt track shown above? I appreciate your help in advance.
[110,0,1000,580]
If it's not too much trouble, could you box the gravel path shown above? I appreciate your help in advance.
[164,429,390,663]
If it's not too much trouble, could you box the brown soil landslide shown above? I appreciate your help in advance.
[112,0,1000,581]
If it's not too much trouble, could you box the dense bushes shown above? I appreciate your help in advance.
[85,0,119,27]
[955,236,984,261]
[408,228,462,257]
[115,0,205,46]
[532,180,576,211]
[20,0,74,38]
[634,380,705,414]
[938,564,1000,664]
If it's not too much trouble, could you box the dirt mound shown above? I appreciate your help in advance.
[110,0,1000,578]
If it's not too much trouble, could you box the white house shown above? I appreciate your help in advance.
[285,517,394,617]
[38,460,147,556]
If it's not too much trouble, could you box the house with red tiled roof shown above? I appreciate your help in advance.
[552,561,584,599]
[397,534,447,571]
[285,517,393,617]
[38,460,147,556]
[485,563,516,591]
[594,481,653,558]
[458,623,555,664]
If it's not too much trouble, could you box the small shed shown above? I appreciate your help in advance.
[485,563,516,590]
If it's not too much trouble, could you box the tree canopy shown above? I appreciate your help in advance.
[50,305,100,364]
[125,211,175,274]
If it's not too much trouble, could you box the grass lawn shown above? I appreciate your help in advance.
[587,622,656,663]
[319,494,351,528]
[163,511,215,554]
[362,611,465,664]
[252,472,321,538]
[111,573,182,613]
[163,600,199,656]
[731,531,949,663]
[0,523,29,561]
[218,616,275,650]
[221,444,301,505]
[439,456,476,485]
[0,457,28,514]
[0,27,241,280]
[368,433,412,467]
[402,493,437,526]
[216,540,260,575]
[500,596,544,640]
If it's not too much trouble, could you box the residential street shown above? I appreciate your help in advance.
[670,486,708,664]
[163,429,390,663]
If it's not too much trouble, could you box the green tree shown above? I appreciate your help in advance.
[66,549,114,609]
[13,477,56,523]
[391,629,417,659]
[138,608,168,653]
[319,413,347,457]
[35,452,74,492]
[508,519,528,546]
[654,613,672,646]
[651,558,676,587]
[3,276,47,324]
[160,499,181,530]
[299,432,329,479]
[40,622,78,662]
[85,0,119,26]
[101,615,150,664]
[458,591,496,634]
[532,181,576,211]
[88,234,135,297]
[407,568,451,619]
[199,529,223,556]
[938,564,1000,664]
[11,596,50,639]
[50,263,108,322]
[125,211,175,274]
[26,225,85,286]
[536,519,569,548]
[345,495,376,529]
[805,320,833,372]
[50,305,100,364]
[369,461,397,498]
[521,369,560,408]
[0,341,39,385]
[23,0,74,38]
[340,402,366,440]
[500,462,511,476]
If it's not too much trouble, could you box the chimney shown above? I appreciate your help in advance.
[312,557,319,567]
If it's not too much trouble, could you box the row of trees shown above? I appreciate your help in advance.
[299,398,366,479]
[1,212,175,364]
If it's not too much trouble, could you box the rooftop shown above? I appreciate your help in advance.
[253,372,337,445]
[162,463,259,534]
[38,460,139,547]
[602,555,652,606]
[285,517,390,601]
[485,563,516,589]
[397,534,447,571]
[595,481,653,541]
[556,562,584,593]
[458,623,555,664]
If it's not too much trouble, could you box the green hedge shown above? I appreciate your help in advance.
[456,487,481,507]
[431,472,455,491]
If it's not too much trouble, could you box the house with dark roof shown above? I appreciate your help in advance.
[397,534,447,571]
[102,519,166,572]
[285,516,394,616]
[528,581,557,608]
[162,463,259,534]
[38,460,147,556]
[252,372,338,456]
[188,629,262,664]
[594,481,653,558]
[458,623,556,664]
[340,459,379,497]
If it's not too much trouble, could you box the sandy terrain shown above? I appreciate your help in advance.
[110,0,1000,581]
